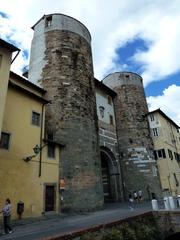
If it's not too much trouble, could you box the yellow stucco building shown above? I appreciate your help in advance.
[148,109,180,197]
[0,40,64,219]
[0,39,19,138]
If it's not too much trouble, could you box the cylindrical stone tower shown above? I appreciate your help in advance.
[29,14,104,212]
[103,72,162,200]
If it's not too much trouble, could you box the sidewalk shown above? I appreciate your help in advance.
[0,202,155,240]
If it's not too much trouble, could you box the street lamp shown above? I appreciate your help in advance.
[23,144,46,162]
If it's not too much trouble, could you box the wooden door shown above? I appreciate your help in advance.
[45,185,55,212]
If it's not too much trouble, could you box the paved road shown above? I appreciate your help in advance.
[0,202,154,240]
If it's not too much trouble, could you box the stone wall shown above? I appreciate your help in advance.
[41,29,104,212]
[103,72,162,200]
[26,13,106,212]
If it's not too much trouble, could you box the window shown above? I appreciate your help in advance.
[156,149,166,159]
[150,114,154,121]
[152,128,158,137]
[99,106,105,118]
[0,132,10,149]
[174,152,180,161]
[47,132,54,141]
[45,16,52,27]
[47,144,55,158]
[109,115,114,125]
[168,149,173,160]
[32,112,41,126]
[153,150,157,160]
[108,96,112,105]
[174,152,178,161]
[173,173,179,186]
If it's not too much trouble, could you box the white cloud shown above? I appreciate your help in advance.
[147,84,180,126]
[0,0,180,83]
[0,0,179,127]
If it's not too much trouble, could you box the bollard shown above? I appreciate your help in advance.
[164,197,170,210]
[151,199,158,211]
[168,196,175,210]
[177,195,180,208]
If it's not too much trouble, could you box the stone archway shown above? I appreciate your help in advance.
[100,146,120,202]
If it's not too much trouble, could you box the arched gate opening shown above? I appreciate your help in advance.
[100,146,121,202]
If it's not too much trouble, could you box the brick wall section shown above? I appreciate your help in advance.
[42,30,104,212]
[103,73,162,200]
[114,83,161,199]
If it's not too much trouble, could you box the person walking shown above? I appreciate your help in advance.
[1,199,13,234]
[133,191,138,203]
[138,190,143,203]
[128,192,134,210]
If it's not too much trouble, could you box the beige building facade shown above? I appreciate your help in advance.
[148,109,180,196]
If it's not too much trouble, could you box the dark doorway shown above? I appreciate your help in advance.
[45,185,55,212]
[101,151,112,202]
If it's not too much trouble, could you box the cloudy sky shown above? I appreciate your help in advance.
[0,0,180,125]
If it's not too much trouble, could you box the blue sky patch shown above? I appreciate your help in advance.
[22,50,29,59]
[0,11,9,19]
[145,71,180,97]
[114,38,149,74]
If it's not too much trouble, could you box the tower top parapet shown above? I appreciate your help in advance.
[103,72,143,89]
[31,13,91,44]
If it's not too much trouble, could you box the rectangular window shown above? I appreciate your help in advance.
[168,149,173,160]
[152,128,158,137]
[0,132,10,149]
[153,150,157,160]
[109,115,114,125]
[47,132,54,141]
[108,96,112,105]
[157,149,166,159]
[45,16,52,27]
[150,114,155,121]
[174,152,180,161]
[173,173,179,186]
[32,111,41,126]
[47,144,55,158]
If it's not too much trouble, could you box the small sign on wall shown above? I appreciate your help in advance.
[60,178,66,190]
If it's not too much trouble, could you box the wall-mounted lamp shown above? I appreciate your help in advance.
[23,144,47,162]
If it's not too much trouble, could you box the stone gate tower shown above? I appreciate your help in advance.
[103,72,162,200]
[28,14,104,212]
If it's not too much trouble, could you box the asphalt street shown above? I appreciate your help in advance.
[0,202,156,240]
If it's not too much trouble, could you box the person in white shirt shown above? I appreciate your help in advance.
[1,199,13,234]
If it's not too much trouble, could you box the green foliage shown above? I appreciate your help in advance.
[76,217,161,240]
[120,223,137,240]
[102,228,123,240]
[80,232,101,240]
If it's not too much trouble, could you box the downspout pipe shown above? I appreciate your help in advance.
[11,49,20,64]
[39,101,49,177]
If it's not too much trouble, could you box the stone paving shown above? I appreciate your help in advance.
[0,201,171,240]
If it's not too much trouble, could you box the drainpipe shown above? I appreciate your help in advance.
[39,102,47,177]
[11,49,20,64]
